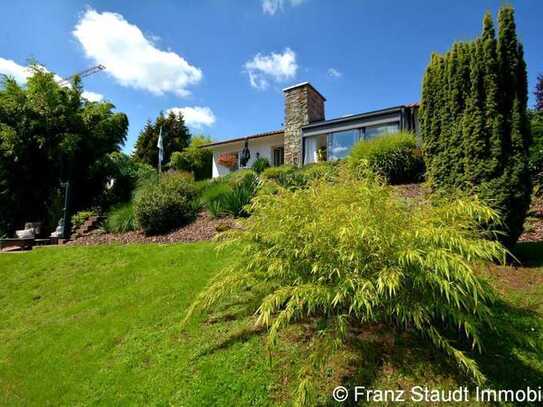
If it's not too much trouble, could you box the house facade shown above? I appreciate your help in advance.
[203,82,418,178]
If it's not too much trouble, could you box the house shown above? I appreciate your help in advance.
[203,82,419,178]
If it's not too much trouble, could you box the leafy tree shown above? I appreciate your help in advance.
[133,111,191,168]
[101,152,155,205]
[420,6,531,246]
[168,135,212,180]
[0,66,128,234]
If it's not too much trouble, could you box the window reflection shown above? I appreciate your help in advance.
[364,123,400,139]
[327,129,360,161]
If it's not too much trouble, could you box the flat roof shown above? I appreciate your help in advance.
[302,104,417,130]
[201,103,418,148]
[200,130,284,148]
[282,82,326,101]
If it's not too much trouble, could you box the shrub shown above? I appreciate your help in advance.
[348,131,424,184]
[261,165,307,189]
[197,179,232,206]
[297,161,339,182]
[225,169,257,187]
[251,157,270,174]
[186,170,506,404]
[71,210,96,230]
[169,136,213,181]
[207,171,259,218]
[102,152,156,206]
[104,203,137,233]
[134,173,198,235]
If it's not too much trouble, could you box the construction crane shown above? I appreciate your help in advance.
[58,64,105,86]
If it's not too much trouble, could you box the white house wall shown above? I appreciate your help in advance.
[211,134,284,178]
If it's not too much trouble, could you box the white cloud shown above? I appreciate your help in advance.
[0,57,32,83]
[328,68,342,78]
[82,90,104,102]
[244,48,297,90]
[73,9,202,97]
[167,106,216,129]
[262,0,306,15]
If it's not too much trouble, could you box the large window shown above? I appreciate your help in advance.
[303,134,327,164]
[364,123,400,140]
[302,121,402,163]
[327,129,360,161]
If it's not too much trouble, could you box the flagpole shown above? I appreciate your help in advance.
[157,125,163,181]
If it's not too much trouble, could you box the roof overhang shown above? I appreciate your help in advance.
[200,130,284,148]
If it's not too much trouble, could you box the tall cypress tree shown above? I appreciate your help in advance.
[420,6,531,246]
[463,40,487,186]
[446,43,464,186]
[535,74,543,111]
[420,54,443,186]
[481,12,504,177]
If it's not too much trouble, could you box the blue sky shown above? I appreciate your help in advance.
[0,0,541,152]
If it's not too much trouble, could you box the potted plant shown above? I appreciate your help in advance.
[218,152,238,170]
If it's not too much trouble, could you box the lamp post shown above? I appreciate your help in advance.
[61,180,71,240]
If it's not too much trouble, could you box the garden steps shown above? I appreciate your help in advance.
[72,215,104,239]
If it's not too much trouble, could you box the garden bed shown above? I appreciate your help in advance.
[393,183,543,243]
[68,212,238,245]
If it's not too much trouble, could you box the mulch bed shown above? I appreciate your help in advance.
[68,189,543,246]
[68,212,239,246]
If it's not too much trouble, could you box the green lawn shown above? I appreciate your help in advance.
[1,242,542,406]
[0,243,303,406]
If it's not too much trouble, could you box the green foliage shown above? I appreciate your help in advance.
[536,73,543,111]
[104,203,137,233]
[348,131,424,184]
[529,110,543,194]
[186,172,507,404]
[101,152,156,206]
[196,179,231,204]
[251,157,270,174]
[419,6,531,246]
[133,111,191,168]
[297,161,339,182]
[206,170,259,218]
[260,165,307,189]
[134,173,198,235]
[0,66,128,234]
[168,135,213,181]
[71,210,96,230]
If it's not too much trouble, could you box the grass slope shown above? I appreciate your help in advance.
[1,242,542,405]
[0,244,301,406]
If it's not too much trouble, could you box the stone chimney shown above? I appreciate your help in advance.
[283,82,325,166]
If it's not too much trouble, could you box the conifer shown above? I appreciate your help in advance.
[420,6,531,246]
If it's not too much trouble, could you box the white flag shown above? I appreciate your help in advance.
[157,126,164,164]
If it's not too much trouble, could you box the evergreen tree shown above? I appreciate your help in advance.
[420,6,531,246]
[446,43,467,186]
[133,111,191,168]
[535,73,543,111]
[481,13,504,177]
